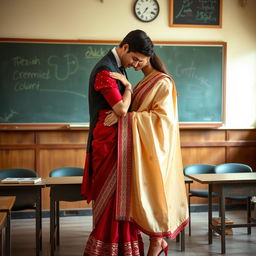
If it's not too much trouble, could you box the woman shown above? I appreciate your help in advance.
[104,53,189,256]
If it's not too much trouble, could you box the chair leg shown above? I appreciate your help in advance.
[181,229,185,251]
[218,196,221,217]
[247,197,251,235]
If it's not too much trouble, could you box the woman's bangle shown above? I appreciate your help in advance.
[126,88,133,94]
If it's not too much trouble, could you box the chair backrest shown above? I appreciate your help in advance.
[0,168,37,179]
[214,163,253,174]
[0,168,38,211]
[49,167,83,177]
[184,164,216,175]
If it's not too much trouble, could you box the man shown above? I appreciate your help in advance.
[82,30,154,256]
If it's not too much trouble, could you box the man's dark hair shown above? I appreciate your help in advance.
[119,29,154,57]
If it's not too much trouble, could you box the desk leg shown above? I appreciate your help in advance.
[208,184,212,244]
[35,188,42,256]
[50,195,55,256]
[220,193,226,254]
[6,213,11,256]
[56,201,60,246]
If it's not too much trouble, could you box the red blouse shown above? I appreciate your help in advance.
[94,70,122,107]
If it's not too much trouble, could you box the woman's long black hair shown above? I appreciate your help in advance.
[150,53,169,75]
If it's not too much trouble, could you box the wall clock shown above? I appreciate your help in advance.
[134,0,160,22]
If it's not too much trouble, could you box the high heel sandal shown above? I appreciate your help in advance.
[157,239,168,256]
[148,238,168,256]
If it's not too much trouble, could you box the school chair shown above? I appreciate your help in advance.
[0,168,38,210]
[184,164,217,236]
[49,167,84,246]
[49,167,83,178]
[214,163,253,234]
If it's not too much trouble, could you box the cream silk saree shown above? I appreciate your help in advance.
[117,71,189,238]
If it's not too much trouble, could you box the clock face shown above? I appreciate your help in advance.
[134,0,159,22]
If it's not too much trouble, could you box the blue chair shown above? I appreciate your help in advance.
[49,167,83,178]
[184,164,217,236]
[214,163,253,234]
[0,168,38,210]
[215,163,253,200]
[49,167,84,246]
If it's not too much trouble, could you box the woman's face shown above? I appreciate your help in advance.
[133,56,150,71]
[120,44,150,70]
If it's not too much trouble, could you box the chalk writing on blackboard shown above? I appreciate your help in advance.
[176,0,217,23]
[0,109,18,122]
[84,46,108,59]
[176,61,211,88]
[175,0,193,19]
[40,89,86,99]
[48,54,79,81]
[171,0,221,27]
[13,56,41,66]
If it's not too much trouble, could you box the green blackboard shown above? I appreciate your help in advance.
[0,39,225,124]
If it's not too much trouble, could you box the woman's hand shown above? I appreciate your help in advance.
[104,111,119,126]
[109,72,131,88]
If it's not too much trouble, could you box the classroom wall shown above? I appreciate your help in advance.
[0,0,256,128]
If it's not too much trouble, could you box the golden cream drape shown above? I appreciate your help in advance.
[129,72,189,237]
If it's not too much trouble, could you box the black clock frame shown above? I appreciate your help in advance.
[133,0,160,23]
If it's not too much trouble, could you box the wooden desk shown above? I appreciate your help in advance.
[186,173,256,254]
[46,177,85,256]
[0,196,16,256]
[0,182,45,256]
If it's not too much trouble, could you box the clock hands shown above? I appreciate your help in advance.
[143,7,148,14]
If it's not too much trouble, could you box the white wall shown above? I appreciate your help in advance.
[0,0,256,128]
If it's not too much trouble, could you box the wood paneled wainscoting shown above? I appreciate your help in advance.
[0,125,255,210]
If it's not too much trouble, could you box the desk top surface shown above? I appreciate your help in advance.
[45,176,83,185]
[0,181,45,187]
[186,172,256,184]
[0,176,191,187]
[0,196,16,211]
[46,176,191,185]
[184,176,193,183]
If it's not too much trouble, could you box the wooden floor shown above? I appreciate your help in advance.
[7,210,256,256]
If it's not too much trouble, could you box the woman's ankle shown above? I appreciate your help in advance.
[147,238,163,256]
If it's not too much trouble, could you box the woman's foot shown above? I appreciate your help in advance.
[147,238,168,256]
